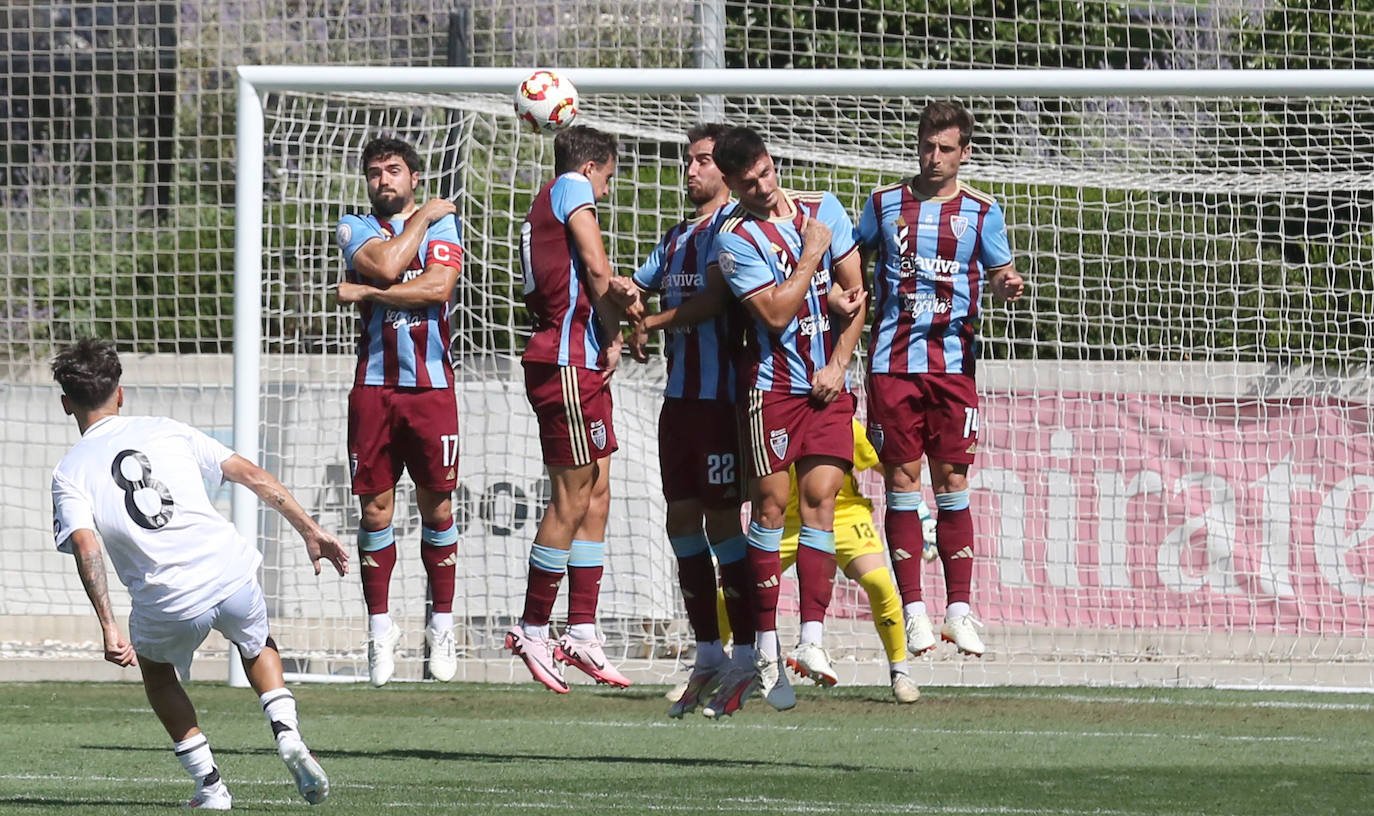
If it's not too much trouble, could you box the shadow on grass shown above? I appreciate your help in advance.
[1,796,168,808]
[80,743,867,772]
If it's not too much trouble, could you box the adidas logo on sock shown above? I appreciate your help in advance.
[949,546,974,560]
[756,575,779,589]
[892,548,913,561]
[436,553,458,567]
[361,555,380,568]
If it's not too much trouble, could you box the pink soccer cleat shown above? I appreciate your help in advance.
[505,626,570,693]
[554,634,631,687]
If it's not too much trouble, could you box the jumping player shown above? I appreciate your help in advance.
[507,126,640,692]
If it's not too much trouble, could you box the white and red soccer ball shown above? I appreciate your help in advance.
[514,70,579,134]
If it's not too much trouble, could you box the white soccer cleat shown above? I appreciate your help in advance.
[785,642,838,687]
[754,653,796,711]
[890,670,921,704]
[941,613,987,656]
[425,625,458,682]
[668,662,723,718]
[504,626,569,693]
[185,781,232,810]
[554,634,632,688]
[367,623,402,687]
[921,518,939,562]
[701,664,758,719]
[905,611,937,656]
[279,739,329,805]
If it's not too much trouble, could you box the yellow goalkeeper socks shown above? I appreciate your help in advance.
[857,565,907,664]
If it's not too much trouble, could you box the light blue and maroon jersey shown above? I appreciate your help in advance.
[715,190,858,396]
[856,179,1012,376]
[335,211,463,389]
[633,205,735,401]
[520,172,607,371]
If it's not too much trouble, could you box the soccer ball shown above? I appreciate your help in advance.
[514,70,579,134]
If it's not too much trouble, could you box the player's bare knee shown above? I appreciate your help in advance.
[703,504,742,541]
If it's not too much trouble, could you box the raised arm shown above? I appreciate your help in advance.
[567,207,634,334]
[349,198,457,285]
[69,530,137,667]
[219,455,349,577]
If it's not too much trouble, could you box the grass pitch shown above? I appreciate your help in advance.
[0,681,1370,815]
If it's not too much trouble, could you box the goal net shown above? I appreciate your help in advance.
[16,66,1368,689]
[224,68,1374,689]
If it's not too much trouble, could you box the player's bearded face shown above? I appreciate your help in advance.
[685,139,725,207]
[917,126,971,189]
[366,157,419,217]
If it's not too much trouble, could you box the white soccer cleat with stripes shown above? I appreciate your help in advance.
[185,781,232,810]
[754,653,796,711]
[785,642,838,687]
[905,611,937,656]
[941,613,987,656]
[279,739,329,805]
[425,625,458,682]
[367,623,402,687]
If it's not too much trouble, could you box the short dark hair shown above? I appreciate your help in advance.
[52,337,122,409]
[360,136,423,175]
[918,101,975,146]
[686,123,729,146]
[711,127,769,177]
[553,126,618,175]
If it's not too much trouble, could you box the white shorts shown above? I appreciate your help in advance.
[129,579,269,681]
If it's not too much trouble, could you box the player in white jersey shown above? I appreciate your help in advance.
[49,338,350,810]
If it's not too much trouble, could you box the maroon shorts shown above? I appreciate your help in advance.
[524,362,618,467]
[658,398,743,507]
[740,389,855,479]
[348,385,460,495]
[866,372,980,466]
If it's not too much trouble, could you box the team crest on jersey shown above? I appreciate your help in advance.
[590,419,608,450]
[335,222,352,249]
[950,215,969,239]
[717,249,737,276]
[768,428,789,460]
[867,424,884,452]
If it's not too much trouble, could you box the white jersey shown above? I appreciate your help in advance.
[51,415,263,621]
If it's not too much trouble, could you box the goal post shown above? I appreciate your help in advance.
[233,66,1374,688]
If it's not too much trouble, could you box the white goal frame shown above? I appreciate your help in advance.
[233,66,1374,686]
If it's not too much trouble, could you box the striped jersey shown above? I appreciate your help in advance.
[715,190,858,395]
[335,211,464,388]
[856,179,1012,376]
[633,205,735,401]
[521,173,607,370]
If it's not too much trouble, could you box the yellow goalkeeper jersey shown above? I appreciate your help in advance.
[783,418,878,536]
